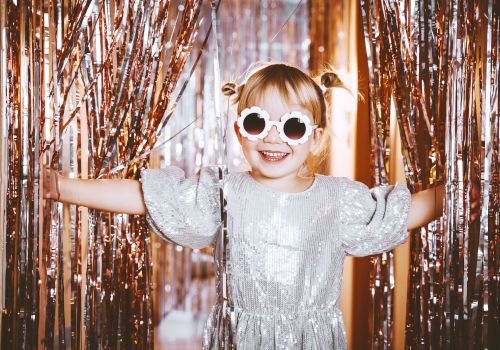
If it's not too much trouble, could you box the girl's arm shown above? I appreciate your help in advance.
[407,182,480,230]
[407,185,444,230]
[42,167,147,215]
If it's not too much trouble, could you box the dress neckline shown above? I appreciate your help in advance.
[243,171,319,195]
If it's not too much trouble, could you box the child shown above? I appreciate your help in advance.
[43,63,446,349]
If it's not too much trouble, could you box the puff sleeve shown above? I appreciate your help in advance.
[140,166,221,249]
[339,179,412,257]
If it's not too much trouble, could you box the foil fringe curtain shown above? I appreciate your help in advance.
[360,0,499,348]
[0,0,204,348]
[2,0,497,348]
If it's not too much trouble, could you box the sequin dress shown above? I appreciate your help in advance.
[140,166,411,349]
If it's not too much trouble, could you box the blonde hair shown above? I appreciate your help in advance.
[222,63,348,175]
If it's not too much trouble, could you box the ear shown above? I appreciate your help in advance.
[310,127,324,152]
[234,121,243,145]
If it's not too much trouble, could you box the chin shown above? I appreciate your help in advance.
[255,167,292,179]
[253,159,301,179]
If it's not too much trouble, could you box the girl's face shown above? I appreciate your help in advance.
[234,88,324,181]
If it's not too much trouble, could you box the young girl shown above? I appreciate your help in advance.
[43,63,445,349]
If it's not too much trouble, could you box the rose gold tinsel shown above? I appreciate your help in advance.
[361,0,498,348]
[0,0,203,348]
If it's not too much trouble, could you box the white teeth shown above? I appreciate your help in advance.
[261,151,287,157]
[260,151,288,162]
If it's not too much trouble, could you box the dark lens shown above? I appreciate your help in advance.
[283,117,306,140]
[243,113,266,135]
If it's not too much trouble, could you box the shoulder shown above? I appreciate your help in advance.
[310,175,372,209]
[314,175,376,220]
[226,170,246,181]
[140,165,224,190]
[140,166,185,188]
[314,174,371,195]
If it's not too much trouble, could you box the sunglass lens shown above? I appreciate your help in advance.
[243,113,266,135]
[284,117,306,140]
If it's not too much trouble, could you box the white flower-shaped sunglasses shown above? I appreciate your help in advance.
[236,106,318,146]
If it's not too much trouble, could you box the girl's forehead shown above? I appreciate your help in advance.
[251,87,307,112]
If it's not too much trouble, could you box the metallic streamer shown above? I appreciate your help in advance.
[361,0,499,348]
[208,0,234,347]
[360,1,396,347]
[1,0,205,348]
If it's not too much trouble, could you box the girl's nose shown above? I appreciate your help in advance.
[263,125,282,143]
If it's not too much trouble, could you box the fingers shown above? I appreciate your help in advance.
[41,166,60,200]
[41,166,52,199]
[471,198,479,210]
[53,169,61,201]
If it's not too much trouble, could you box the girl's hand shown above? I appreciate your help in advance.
[41,166,61,201]
[408,185,445,230]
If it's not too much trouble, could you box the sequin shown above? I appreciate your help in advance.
[140,166,411,349]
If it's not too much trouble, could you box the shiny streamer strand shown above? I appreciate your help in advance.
[106,0,223,177]
[208,2,235,348]
[360,1,395,348]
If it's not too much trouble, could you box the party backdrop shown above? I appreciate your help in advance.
[0,0,498,349]
[360,0,499,348]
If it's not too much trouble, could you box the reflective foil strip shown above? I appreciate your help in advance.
[359,1,394,347]
[210,0,235,346]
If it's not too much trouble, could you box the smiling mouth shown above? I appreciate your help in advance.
[259,151,289,162]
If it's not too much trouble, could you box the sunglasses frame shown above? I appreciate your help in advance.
[237,106,318,146]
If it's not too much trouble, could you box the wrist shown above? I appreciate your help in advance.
[58,177,82,206]
[57,174,69,203]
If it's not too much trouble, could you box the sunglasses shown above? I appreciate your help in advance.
[236,106,318,146]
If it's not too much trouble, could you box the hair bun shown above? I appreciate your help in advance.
[320,72,343,89]
[221,82,237,96]
[319,71,358,99]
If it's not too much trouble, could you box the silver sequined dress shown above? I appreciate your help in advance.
[140,166,411,349]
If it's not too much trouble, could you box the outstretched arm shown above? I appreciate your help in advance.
[407,182,480,230]
[407,185,444,231]
[42,167,147,215]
